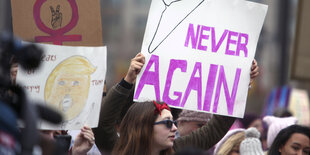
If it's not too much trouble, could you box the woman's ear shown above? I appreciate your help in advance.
[278,145,283,153]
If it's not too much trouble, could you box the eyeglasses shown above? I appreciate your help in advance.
[154,120,178,129]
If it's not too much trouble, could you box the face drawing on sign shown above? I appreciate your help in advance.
[50,5,62,29]
[44,56,96,121]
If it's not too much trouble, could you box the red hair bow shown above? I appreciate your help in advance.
[153,101,170,115]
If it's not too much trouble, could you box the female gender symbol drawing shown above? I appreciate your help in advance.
[33,0,82,45]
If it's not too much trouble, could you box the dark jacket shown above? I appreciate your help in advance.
[93,80,236,153]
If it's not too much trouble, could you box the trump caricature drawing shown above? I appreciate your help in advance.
[44,56,96,121]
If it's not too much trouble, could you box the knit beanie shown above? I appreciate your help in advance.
[263,116,297,148]
[240,127,264,155]
[177,110,212,122]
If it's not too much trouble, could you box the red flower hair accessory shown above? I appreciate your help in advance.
[153,101,170,115]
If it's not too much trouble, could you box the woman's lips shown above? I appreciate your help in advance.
[168,135,175,140]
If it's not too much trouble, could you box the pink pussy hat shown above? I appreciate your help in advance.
[263,116,297,148]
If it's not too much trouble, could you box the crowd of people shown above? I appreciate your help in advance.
[5,52,310,155]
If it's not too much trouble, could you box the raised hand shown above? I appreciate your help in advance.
[250,59,259,86]
[50,5,62,29]
[72,126,95,155]
[124,53,145,84]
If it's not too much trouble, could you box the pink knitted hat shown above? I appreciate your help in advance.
[263,116,297,148]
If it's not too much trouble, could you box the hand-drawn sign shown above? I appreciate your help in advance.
[16,43,107,129]
[148,0,204,54]
[135,0,268,118]
[33,0,82,45]
[45,56,96,121]
[50,5,63,30]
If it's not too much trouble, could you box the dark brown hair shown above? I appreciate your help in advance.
[112,101,173,155]
[268,125,310,155]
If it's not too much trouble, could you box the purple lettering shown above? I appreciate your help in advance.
[197,26,210,51]
[184,23,201,49]
[213,66,241,115]
[180,62,202,110]
[212,29,228,52]
[163,59,187,106]
[225,31,238,56]
[134,55,161,101]
[203,64,218,111]
[236,33,248,57]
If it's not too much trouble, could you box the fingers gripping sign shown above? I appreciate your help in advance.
[249,59,259,86]
[125,53,145,84]
[72,126,95,155]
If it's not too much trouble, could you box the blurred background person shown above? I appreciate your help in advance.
[268,125,310,155]
[40,125,96,155]
[263,116,297,150]
[176,110,212,137]
[214,127,264,155]
[239,128,264,155]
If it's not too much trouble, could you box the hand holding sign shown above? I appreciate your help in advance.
[72,126,95,155]
[250,59,259,86]
[134,0,267,118]
[124,53,145,84]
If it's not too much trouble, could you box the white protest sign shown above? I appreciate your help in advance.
[134,0,267,118]
[16,42,107,130]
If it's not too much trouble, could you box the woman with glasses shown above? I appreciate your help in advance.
[94,53,259,155]
[112,101,178,155]
[111,98,236,155]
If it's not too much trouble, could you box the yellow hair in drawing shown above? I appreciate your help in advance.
[45,56,96,121]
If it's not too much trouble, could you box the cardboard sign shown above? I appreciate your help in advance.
[288,88,310,126]
[11,0,103,46]
[16,42,107,130]
[134,0,267,118]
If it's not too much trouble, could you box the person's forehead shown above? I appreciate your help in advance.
[289,133,310,143]
[11,63,18,67]
[159,109,173,119]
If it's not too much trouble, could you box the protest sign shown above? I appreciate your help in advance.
[288,88,310,126]
[16,42,107,130]
[134,0,268,118]
[11,0,103,46]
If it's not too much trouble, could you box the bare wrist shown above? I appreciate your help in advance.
[124,75,135,84]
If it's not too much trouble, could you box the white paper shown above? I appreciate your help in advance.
[16,42,107,130]
[134,0,268,118]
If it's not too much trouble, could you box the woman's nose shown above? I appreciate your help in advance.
[171,123,178,131]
